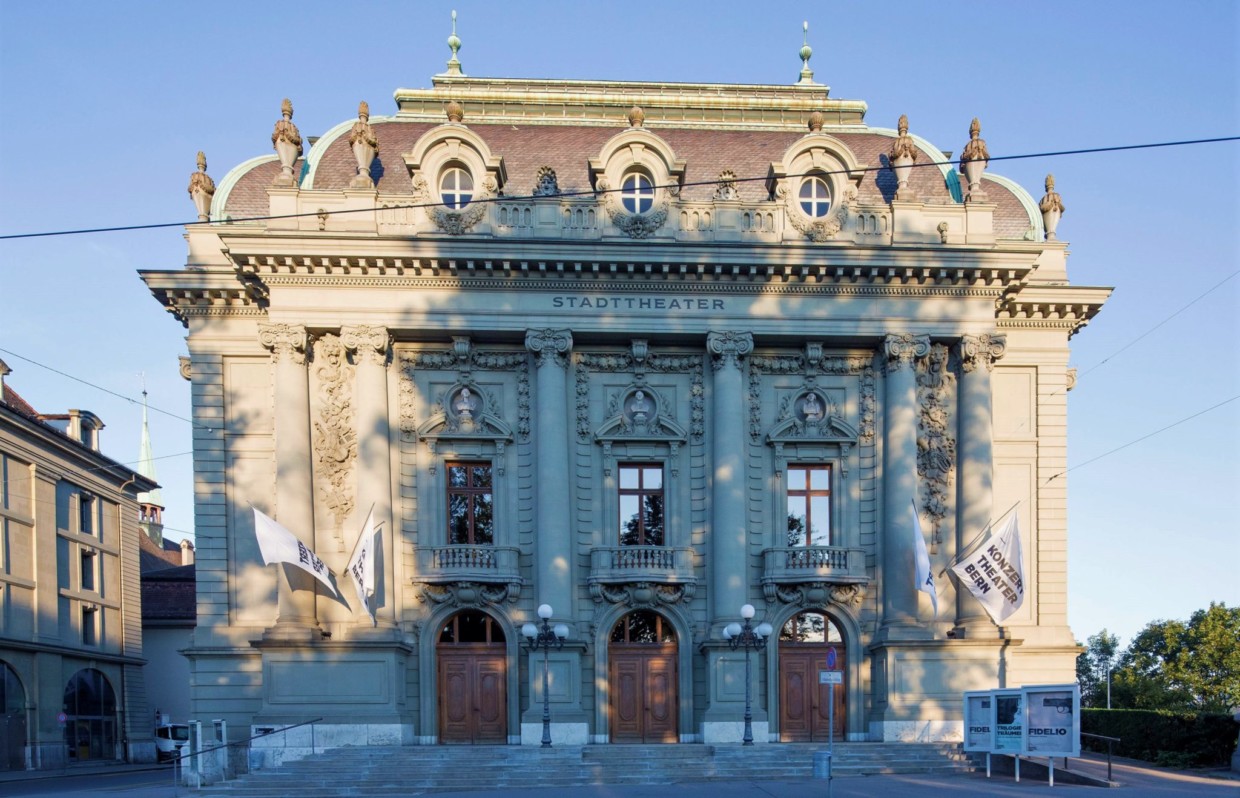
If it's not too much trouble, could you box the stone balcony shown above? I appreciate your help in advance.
[414,545,522,585]
[587,546,697,587]
[761,546,867,587]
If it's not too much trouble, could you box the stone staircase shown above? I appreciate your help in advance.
[196,742,979,796]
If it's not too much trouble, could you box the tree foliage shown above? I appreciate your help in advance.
[1076,629,1120,708]
[1095,603,1240,713]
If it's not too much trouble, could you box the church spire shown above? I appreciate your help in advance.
[137,384,165,543]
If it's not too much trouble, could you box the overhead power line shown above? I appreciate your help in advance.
[0,135,1236,241]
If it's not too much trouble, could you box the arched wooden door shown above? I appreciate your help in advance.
[63,669,117,761]
[608,610,677,743]
[437,611,507,744]
[778,611,845,741]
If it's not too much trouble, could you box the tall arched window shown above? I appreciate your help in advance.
[63,669,117,761]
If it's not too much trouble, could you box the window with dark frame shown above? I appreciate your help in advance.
[787,465,831,546]
[619,464,664,546]
[447,462,493,545]
[620,172,655,214]
[80,549,96,592]
[79,493,95,536]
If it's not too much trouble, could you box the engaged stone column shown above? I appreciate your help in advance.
[881,333,930,635]
[525,329,574,615]
[258,323,317,631]
[341,325,396,629]
[707,331,753,624]
[955,334,1006,636]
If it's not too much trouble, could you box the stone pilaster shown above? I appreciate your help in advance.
[341,324,397,630]
[525,329,574,615]
[258,323,318,635]
[706,331,753,624]
[954,333,1006,637]
[879,333,930,637]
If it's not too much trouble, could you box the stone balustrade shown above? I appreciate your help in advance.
[761,545,867,585]
[415,545,521,583]
[588,546,696,585]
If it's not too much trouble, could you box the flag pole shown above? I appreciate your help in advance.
[937,499,1021,578]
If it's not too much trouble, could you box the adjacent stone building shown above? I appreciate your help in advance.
[142,36,1109,752]
[0,361,159,768]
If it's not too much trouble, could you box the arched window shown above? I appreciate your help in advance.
[620,172,655,214]
[63,668,117,761]
[798,175,831,217]
[439,166,474,209]
[610,610,675,643]
[779,611,843,643]
[439,610,505,644]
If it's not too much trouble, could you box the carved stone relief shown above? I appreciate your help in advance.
[779,180,858,243]
[575,349,704,444]
[916,343,955,550]
[398,347,529,442]
[416,581,520,607]
[312,334,356,540]
[768,581,866,610]
[748,353,875,443]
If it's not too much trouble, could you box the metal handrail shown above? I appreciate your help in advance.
[1080,731,1121,781]
[170,716,324,789]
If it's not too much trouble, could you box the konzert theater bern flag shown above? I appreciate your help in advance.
[951,513,1025,624]
[252,507,337,594]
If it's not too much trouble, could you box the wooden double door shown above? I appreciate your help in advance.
[438,644,507,743]
[609,643,677,743]
[778,646,846,741]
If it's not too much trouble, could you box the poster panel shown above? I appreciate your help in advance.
[962,691,992,752]
[1021,684,1081,757]
[991,689,1023,753]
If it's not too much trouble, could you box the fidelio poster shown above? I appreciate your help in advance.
[1021,684,1081,757]
[991,689,1023,753]
[962,691,992,752]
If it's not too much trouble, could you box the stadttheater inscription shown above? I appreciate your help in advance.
[552,296,726,311]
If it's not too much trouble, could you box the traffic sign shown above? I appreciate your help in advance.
[819,670,843,685]
[826,646,837,669]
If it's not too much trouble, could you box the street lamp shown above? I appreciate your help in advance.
[723,603,773,746]
[522,603,568,747]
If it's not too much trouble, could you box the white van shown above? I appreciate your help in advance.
[154,724,190,762]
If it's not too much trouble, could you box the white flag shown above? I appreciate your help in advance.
[347,508,378,623]
[951,513,1025,624]
[252,507,337,594]
[912,500,938,617]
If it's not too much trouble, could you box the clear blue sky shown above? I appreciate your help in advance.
[1,1,1236,649]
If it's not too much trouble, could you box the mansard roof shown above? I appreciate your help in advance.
[213,76,1041,241]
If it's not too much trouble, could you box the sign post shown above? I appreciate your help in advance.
[820,646,841,798]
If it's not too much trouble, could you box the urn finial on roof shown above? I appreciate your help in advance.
[807,110,824,132]
[627,105,646,128]
[797,21,815,84]
[1039,174,1065,240]
[445,99,465,123]
[271,98,303,187]
[959,117,990,202]
[349,101,379,190]
[188,151,215,221]
[444,10,464,76]
[889,115,918,201]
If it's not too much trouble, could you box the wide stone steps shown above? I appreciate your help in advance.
[198,743,979,796]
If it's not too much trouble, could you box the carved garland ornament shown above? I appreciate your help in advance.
[575,351,704,443]
[916,343,956,550]
[748,354,875,443]
[312,334,357,537]
[779,181,858,243]
[397,348,529,441]
[416,581,519,607]
[596,177,669,239]
[770,582,866,610]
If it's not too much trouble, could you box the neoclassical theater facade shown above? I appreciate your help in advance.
[143,52,1110,749]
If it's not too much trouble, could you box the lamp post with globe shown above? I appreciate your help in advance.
[521,603,568,747]
[723,603,773,745]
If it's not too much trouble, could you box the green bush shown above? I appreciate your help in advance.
[1082,708,1237,768]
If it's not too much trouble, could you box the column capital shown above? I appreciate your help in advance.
[883,333,930,374]
[341,324,391,366]
[525,329,573,368]
[707,331,753,371]
[258,323,308,365]
[958,333,1007,373]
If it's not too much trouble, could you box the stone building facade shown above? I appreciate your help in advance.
[0,362,159,769]
[142,53,1110,751]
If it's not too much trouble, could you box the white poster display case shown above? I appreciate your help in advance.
[1020,683,1081,758]
[990,688,1023,754]
[962,691,993,752]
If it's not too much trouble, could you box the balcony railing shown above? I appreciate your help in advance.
[415,545,521,584]
[588,546,696,585]
[761,546,867,585]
